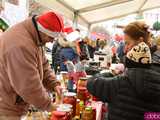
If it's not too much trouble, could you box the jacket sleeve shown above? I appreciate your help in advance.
[42,53,60,91]
[6,46,51,110]
[87,75,122,102]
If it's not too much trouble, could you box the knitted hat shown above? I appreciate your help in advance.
[37,11,64,38]
[126,42,151,64]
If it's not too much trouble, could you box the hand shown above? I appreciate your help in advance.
[48,103,59,112]
[54,85,62,97]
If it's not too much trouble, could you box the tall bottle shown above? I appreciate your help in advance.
[76,99,80,117]
[55,66,62,104]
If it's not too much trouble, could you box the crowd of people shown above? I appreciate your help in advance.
[0,11,160,120]
[50,17,160,120]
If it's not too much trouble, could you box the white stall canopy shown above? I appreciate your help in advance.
[36,0,160,28]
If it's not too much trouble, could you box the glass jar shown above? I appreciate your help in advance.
[57,104,72,120]
[63,92,77,117]
[77,87,87,101]
[51,111,67,120]
[82,107,93,120]
[76,99,80,117]
[77,77,87,89]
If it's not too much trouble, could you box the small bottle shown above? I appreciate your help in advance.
[79,101,84,119]
[76,99,80,117]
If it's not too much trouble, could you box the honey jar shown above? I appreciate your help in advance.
[82,107,93,120]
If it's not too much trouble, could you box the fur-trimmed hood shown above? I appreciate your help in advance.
[58,37,76,48]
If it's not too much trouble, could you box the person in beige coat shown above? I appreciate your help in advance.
[0,12,64,120]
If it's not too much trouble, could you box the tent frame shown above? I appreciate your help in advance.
[54,0,159,27]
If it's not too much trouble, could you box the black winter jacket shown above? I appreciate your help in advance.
[52,41,62,72]
[87,68,160,120]
[152,49,160,64]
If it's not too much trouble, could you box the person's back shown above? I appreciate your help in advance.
[52,37,78,72]
[60,47,78,71]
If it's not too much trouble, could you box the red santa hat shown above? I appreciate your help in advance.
[63,27,81,42]
[37,11,64,38]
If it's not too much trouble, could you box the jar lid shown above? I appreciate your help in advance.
[86,75,92,78]
[57,104,71,112]
[85,107,92,111]
[79,101,84,106]
[64,92,76,97]
[52,111,66,117]
[74,116,80,120]
[60,104,73,108]
[79,77,87,80]
[60,71,68,74]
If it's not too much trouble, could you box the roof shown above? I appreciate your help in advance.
[36,0,160,28]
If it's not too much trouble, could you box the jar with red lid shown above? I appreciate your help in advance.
[63,92,77,117]
[51,111,67,120]
[56,104,72,120]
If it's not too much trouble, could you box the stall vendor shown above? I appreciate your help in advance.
[0,12,63,120]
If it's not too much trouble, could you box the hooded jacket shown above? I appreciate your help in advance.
[87,68,160,120]
[151,49,160,76]
[152,49,160,64]
[0,18,59,116]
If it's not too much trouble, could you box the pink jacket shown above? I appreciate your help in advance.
[0,18,59,116]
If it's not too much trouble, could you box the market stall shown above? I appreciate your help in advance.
[0,1,160,120]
